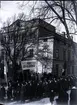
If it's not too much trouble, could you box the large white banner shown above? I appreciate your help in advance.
[21,60,36,70]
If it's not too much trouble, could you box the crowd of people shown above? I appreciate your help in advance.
[0,72,77,104]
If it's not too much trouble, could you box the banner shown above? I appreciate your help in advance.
[21,60,36,70]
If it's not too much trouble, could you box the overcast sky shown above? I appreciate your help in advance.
[0,1,32,27]
[0,1,18,26]
[0,1,77,42]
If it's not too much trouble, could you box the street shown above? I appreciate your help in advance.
[1,98,51,105]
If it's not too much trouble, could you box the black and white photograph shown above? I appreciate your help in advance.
[0,0,77,105]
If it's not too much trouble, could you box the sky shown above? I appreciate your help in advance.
[0,1,34,27]
[0,1,77,42]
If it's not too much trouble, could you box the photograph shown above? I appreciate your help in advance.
[0,1,77,105]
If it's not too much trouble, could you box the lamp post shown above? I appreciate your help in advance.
[66,89,71,105]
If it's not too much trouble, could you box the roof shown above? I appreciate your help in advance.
[2,18,55,32]
[0,18,74,45]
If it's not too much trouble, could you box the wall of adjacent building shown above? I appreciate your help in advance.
[72,42,77,76]
[53,35,73,77]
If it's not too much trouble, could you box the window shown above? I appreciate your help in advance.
[68,49,70,61]
[55,49,59,58]
[63,49,66,60]
[29,49,34,57]
[43,38,47,42]
[56,64,59,76]
[72,66,74,74]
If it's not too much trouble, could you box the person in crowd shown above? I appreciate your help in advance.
[0,86,5,101]
[16,83,21,101]
[7,84,12,100]
[0,104,4,105]
[20,83,25,102]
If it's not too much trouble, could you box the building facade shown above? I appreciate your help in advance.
[0,18,76,80]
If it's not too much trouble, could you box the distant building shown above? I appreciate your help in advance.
[0,18,76,81]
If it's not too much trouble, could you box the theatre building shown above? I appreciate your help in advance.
[19,19,74,77]
[0,18,76,81]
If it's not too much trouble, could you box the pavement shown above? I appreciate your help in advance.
[0,98,51,105]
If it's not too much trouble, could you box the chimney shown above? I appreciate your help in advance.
[62,32,66,37]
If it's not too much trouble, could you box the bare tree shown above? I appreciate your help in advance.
[17,1,77,38]
[17,1,39,20]
[35,41,53,73]
[37,1,77,36]
[0,14,38,81]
